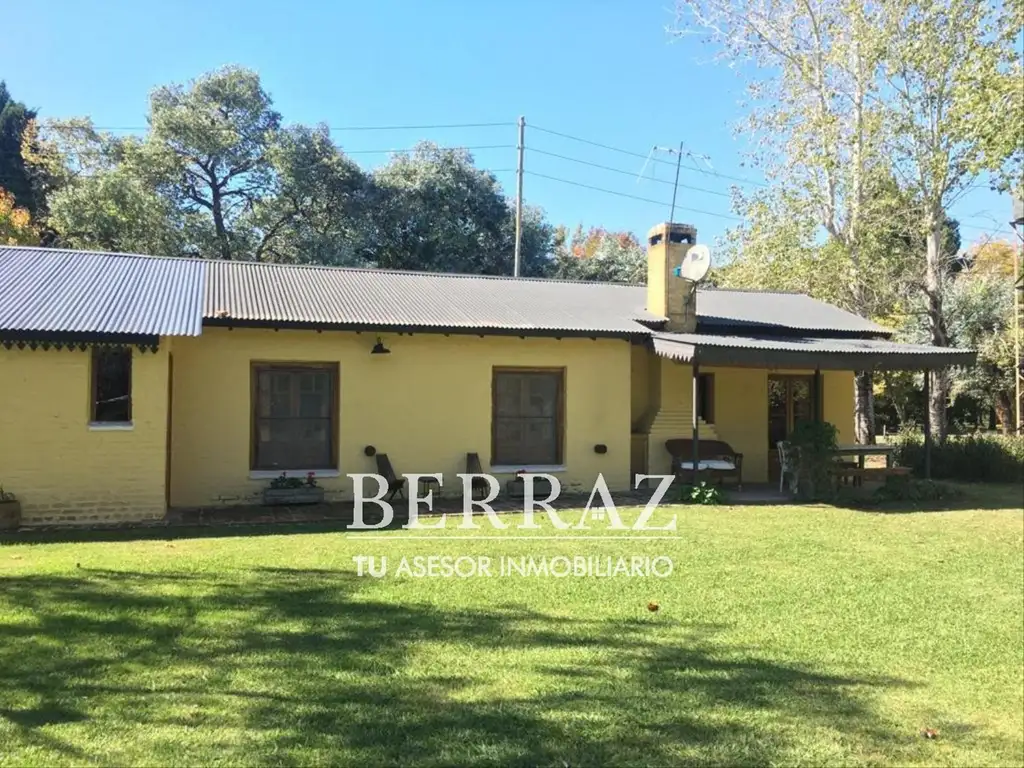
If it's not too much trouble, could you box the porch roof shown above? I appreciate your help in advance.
[651,332,976,371]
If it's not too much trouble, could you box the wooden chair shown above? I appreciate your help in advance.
[375,453,406,501]
[465,453,490,500]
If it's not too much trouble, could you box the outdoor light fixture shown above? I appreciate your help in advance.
[370,337,391,355]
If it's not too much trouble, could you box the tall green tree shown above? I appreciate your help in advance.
[250,123,372,264]
[676,0,1021,441]
[368,142,552,275]
[674,0,902,442]
[22,119,184,255]
[876,0,1022,440]
[148,66,282,260]
[0,81,37,213]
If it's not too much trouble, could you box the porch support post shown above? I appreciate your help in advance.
[923,369,932,479]
[813,368,823,422]
[692,361,700,485]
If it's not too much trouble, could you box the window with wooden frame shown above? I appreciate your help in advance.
[91,346,132,423]
[491,368,565,466]
[698,373,715,425]
[252,363,339,471]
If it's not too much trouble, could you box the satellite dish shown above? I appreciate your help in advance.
[678,244,711,282]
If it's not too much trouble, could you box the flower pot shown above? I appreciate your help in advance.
[506,477,553,500]
[0,500,22,530]
[262,487,325,506]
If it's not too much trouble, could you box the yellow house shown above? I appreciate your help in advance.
[0,223,974,526]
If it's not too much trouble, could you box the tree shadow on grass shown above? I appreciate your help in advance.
[0,566,961,766]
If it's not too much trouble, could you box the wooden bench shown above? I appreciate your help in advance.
[830,465,911,485]
[665,439,743,489]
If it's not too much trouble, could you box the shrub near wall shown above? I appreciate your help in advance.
[892,432,1024,483]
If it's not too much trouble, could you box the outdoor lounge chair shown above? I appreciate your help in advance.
[465,453,490,500]
[665,438,743,489]
[375,453,407,501]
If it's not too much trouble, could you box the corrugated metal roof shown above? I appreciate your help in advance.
[0,244,894,340]
[653,332,976,370]
[0,247,205,337]
[204,261,658,334]
[203,261,886,336]
[696,289,888,335]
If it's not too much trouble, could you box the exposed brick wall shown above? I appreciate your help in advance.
[0,344,169,525]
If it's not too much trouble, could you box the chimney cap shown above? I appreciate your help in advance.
[647,222,697,246]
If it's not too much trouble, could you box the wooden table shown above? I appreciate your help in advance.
[835,444,896,469]
[834,444,897,487]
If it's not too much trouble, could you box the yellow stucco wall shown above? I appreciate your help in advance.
[0,345,170,524]
[645,358,719,476]
[169,329,632,507]
[823,370,855,444]
[704,366,770,483]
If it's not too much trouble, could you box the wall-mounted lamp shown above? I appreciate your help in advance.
[370,337,391,355]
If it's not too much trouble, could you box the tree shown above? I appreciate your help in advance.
[22,67,557,275]
[368,142,552,275]
[22,119,184,255]
[148,66,282,260]
[946,271,1018,432]
[674,0,903,443]
[875,0,1021,440]
[0,81,36,213]
[967,239,1017,279]
[251,123,372,265]
[0,187,35,244]
[550,225,647,283]
[675,0,1021,441]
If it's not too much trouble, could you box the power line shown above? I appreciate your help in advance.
[524,171,743,222]
[91,121,515,133]
[529,123,769,189]
[345,144,513,155]
[525,147,733,198]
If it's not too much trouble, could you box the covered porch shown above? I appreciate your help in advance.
[631,331,976,488]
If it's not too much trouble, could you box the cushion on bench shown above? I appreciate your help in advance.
[677,459,737,471]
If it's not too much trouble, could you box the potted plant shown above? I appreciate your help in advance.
[262,472,325,506]
[506,469,553,500]
[0,484,21,530]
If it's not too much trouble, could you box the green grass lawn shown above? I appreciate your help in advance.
[1,487,1022,766]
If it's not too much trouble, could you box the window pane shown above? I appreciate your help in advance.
[92,347,132,422]
[492,370,562,465]
[494,374,523,416]
[524,375,558,417]
[521,418,557,464]
[253,366,337,470]
[255,417,331,469]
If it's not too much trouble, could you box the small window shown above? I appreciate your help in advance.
[698,373,715,425]
[492,368,564,466]
[91,347,132,423]
[252,364,338,471]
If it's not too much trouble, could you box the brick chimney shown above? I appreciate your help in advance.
[646,222,698,333]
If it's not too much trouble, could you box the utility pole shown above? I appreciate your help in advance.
[513,116,525,277]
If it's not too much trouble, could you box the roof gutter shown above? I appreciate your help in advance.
[202,317,649,341]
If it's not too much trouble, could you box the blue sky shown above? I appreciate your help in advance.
[1,0,1015,251]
